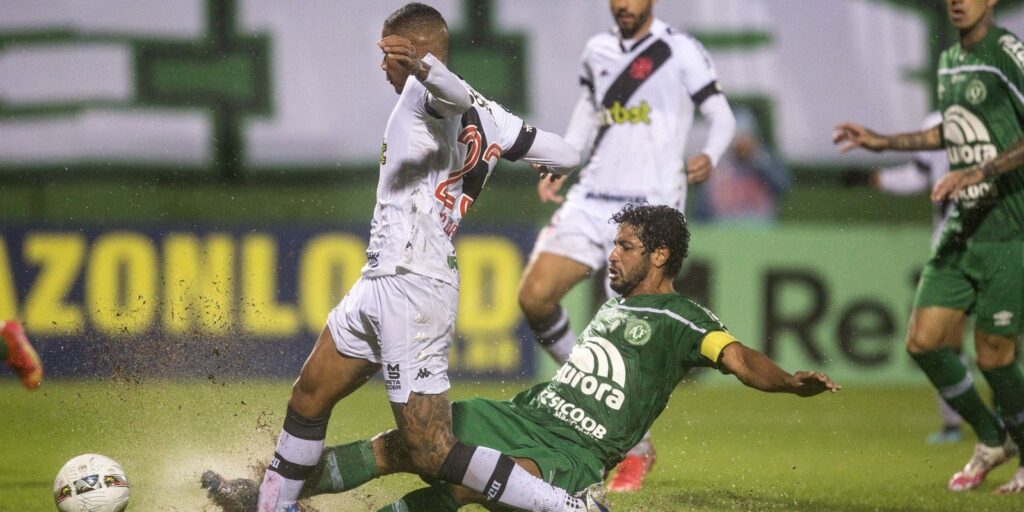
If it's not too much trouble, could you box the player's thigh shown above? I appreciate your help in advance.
[971,240,1024,341]
[519,252,594,307]
[291,326,381,418]
[908,253,974,352]
[974,330,1018,370]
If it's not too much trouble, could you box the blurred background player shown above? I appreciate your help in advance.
[834,0,1024,493]
[206,204,840,512]
[1,320,42,390]
[517,0,735,492]
[691,107,791,226]
[240,4,598,512]
[868,111,968,445]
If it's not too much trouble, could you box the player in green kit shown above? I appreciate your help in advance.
[203,204,840,511]
[834,0,1024,494]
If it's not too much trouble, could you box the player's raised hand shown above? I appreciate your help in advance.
[378,35,429,80]
[686,153,712,184]
[931,168,982,202]
[833,123,887,153]
[787,370,841,397]
[535,165,568,203]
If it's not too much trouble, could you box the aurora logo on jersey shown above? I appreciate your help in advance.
[943,105,998,168]
[554,336,627,410]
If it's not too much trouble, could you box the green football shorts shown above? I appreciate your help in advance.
[914,238,1024,336]
[451,397,604,494]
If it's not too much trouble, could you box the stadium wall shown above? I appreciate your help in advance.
[0,224,935,384]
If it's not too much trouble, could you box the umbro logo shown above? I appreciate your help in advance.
[415,368,432,380]
[994,311,1014,327]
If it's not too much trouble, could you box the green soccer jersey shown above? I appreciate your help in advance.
[511,293,736,468]
[937,26,1024,242]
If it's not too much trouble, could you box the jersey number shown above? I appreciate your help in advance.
[434,125,501,216]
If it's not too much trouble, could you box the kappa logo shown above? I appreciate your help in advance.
[944,105,998,168]
[415,368,432,380]
[555,335,626,410]
[994,310,1014,327]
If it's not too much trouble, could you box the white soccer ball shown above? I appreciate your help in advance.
[53,454,130,512]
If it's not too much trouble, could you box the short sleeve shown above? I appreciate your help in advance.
[671,300,733,368]
[996,32,1024,117]
[673,35,721,106]
[481,96,534,161]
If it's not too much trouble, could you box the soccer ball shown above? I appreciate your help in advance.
[53,454,130,512]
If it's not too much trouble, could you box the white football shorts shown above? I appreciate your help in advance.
[530,197,623,271]
[326,271,457,403]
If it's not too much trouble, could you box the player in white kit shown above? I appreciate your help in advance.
[208,4,610,512]
[518,0,736,492]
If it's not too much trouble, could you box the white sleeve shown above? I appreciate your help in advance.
[419,53,472,118]
[564,90,599,154]
[521,129,580,174]
[876,158,931,195]
[675,35,719,98]
[697,94,735,167]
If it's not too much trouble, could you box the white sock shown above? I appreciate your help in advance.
[535,308,577,364]
[258,407,328,511]
[441,443,585,511]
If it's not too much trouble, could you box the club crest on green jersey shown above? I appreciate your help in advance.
[966,79,987,105]
[624,318,652,346]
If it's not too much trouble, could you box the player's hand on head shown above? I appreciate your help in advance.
[833,123,885,153]
[686,153,713,184]
[378,35,428,79]
[788,370,841,397]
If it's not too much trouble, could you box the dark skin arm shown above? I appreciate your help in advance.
[718,341,841,396]
[833,123,944,153]
[932,136,1024,201]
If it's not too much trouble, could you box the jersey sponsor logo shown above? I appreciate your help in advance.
[965,79,987,105]
[379,139,387,166]
[555,335,627,410]
[537,388,609,439]
[999,35,1024,74]
[994,310,1014,327]
[943,105,998,169]
[602,100,652,126]
[623,318,651,346]
[955,181,995,208]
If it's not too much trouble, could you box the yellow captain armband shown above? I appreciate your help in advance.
[700,330,738,364]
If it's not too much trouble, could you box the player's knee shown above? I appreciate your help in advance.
[905,325,945,354]
[289,376,326,418]
[975,335,1016,370]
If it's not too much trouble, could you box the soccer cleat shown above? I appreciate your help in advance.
[947,440,1017,491]
[607,444,656,493]
[201,470,259,512]
[994,466,1024,494]
[1,320,42,390]
[926,425,964,445]
[580,483,611,512]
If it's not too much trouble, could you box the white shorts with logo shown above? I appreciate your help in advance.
[326,272,457,403]
[531,196,627,271]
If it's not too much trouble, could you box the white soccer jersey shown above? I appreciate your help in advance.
[565,18,722,207]
[363,58,536,286]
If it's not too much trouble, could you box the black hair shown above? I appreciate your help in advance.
[384,3,448,33]
[611,203,690,277]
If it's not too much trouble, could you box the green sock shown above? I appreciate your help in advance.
[911,347,1003,446]
[981,363,1024,454]
[376,485,461,512]
[301,439,379,498]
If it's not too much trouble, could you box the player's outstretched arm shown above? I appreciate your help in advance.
[833,123,942,153]
[525,129,581,182]
[379,35,472,116]
[719,341,841,397]
[932,136,1024,201]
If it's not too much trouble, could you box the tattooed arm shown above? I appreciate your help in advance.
[834,123,944,153]
[932,136,1024,201]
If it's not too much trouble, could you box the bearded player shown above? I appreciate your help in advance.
[517,0,736,492]
[204,204,839,511]
[835,0,1024,494]
[202,3,624,512]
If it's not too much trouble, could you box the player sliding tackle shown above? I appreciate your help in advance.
[200,3,618,512]
[834,0,1024,493]
[204,204,840,511]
